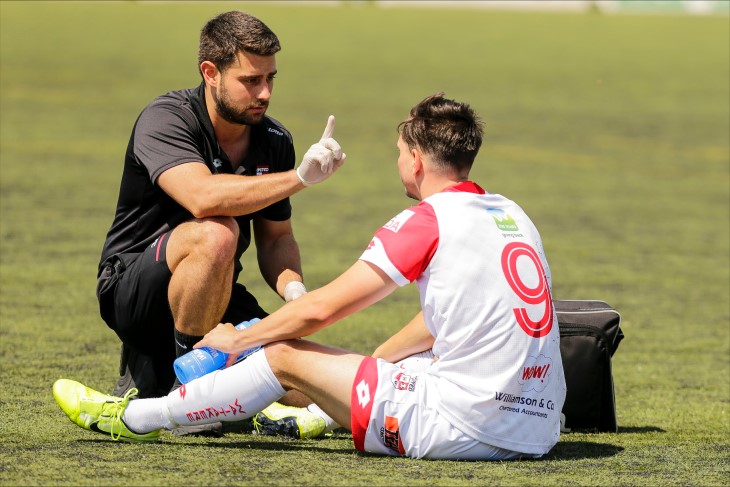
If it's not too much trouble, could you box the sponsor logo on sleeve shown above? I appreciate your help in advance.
[363,236,383,254]
[256,165,270,176]
[382,210,415,233]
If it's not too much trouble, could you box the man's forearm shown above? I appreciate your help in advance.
[372,311,435,363]
[257,233,304,299]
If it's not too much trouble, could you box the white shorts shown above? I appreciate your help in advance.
[350,353,540,460]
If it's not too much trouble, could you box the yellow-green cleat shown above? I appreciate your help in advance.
[253,402,326,439]
[52,379,160,443]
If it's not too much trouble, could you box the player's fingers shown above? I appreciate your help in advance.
[321,115,336,140]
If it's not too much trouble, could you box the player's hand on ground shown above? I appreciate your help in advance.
[296,115,346,186]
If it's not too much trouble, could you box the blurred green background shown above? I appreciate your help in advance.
[1,1,728,485]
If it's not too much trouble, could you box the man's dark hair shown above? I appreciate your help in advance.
[198,11,281,76]
[398,92,484,173]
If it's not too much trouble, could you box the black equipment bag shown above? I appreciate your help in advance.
[555,300,624,432]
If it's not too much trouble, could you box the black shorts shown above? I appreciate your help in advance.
[97,231,268,359]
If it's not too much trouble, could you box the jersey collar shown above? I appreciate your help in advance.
[442,181,486,195]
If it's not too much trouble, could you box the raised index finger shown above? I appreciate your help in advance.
[321,115,336,140]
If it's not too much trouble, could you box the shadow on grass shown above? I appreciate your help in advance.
[78,437,355,456]
[173,438,626,462]
[79,435,625,461]
[76,426,658,460]
[202,439,355,455]
[544,441,623,460]
[618,426,665,434]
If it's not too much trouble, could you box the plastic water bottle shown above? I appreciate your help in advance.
[173,318,262,384]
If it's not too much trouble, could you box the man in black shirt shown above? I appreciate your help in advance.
[96,11,345,434]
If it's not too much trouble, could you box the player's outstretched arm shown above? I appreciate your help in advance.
[196,260,397,365]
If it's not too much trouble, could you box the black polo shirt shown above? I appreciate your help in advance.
[99,83,295,279]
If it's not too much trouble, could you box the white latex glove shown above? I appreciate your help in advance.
[296,116,346,186]
[284,281,307,302]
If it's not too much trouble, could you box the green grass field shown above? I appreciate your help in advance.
[1,1,728,485]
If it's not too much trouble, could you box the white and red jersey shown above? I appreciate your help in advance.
[359,181,566,454]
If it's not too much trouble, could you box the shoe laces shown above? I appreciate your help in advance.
[107,388,139,441]
[251,413,265,434]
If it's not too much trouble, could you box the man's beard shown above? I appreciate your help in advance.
[214,86,267,125]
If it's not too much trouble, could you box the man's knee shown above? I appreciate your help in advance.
[263,340,299,364]
[173,216,239,264]
[263,340,305,387]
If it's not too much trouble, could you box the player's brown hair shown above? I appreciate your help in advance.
[398,92,484,173]
[198,11,281,77]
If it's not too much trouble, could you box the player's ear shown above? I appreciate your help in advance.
[200,61,220,86]
[411,149,423,175]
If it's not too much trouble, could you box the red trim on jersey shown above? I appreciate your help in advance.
[442,181,486,194]
[351,356,379,451]
[373,202,439,282]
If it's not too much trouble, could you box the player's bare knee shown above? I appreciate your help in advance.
[263,341,302,389]
[192,217,239,263]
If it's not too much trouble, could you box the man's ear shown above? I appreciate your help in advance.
[200,61,219,87]
[411,148,424,175]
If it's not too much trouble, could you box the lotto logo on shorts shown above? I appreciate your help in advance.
[356,379,371,407]
[392,372,417,392]
[381,416,405,454]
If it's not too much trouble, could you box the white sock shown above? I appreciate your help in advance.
[123,397,174,433]
[121,350,285,433]
[165,349,286,428]
[307,402,340,434]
